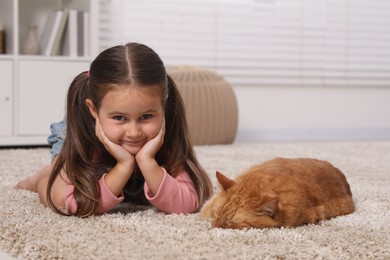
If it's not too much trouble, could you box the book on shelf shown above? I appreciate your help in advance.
[77,11,84,56]
[40,10,65,56]
[39,10,57,55]
[62,9,89,57]
[51,9,69,56]
[40,9,89,57]
[83,12,90,57]
[62,9,77,57]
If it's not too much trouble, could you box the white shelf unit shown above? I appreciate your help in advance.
[0,0,99,146]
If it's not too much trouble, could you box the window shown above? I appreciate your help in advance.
[99,0,390,88]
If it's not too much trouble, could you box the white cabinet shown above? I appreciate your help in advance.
[0,0,98,146]
[18,60,88,135]
[0,60,13,136]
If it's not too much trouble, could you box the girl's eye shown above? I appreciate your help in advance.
[140,114,153,120]
[113,115,126,121]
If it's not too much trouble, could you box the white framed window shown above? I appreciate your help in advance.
[99,0,390,88]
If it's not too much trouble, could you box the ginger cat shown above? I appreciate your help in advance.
[200,158,355,229]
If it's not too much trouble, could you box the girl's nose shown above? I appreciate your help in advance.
[125,122,141,138]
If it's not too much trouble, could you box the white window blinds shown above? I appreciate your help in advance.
[99,0,390,88]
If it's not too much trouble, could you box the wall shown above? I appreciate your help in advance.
[97,1,390,144]
[234,86,390,142]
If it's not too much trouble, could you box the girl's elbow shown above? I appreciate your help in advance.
[37,176,49,207]
[37,176,65,210]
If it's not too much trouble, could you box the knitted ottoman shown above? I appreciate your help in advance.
[167,66,238,145]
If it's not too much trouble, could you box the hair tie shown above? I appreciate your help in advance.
[87,71,90,78]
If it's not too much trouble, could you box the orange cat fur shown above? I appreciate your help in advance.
[200,158,355,229]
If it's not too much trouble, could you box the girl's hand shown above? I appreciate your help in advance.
[136,116,165,162]
[95,116,135,197]
[95,117,135,167]
[135,116,166,195]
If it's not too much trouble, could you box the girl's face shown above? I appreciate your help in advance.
[90,86,164,155]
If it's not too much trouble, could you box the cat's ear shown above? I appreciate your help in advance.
[216,171,236,190]
[256,199,279,217]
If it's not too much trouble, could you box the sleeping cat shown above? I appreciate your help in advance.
[200,158,355,229]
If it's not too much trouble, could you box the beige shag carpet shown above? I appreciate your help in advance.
[0,141,389,259]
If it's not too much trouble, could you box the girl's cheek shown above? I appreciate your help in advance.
[102,125,118,141]
[150,122,161,138]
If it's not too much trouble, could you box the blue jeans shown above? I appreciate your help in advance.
[47,118,66,160]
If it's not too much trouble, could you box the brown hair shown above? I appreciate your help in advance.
[46,43,213,217]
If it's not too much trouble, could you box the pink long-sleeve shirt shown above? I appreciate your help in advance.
[65,167,199,215]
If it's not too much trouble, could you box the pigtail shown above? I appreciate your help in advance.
[160,75,213,209]
[66,72,95,156]
[47,71,104,217]
[159,75,191,168]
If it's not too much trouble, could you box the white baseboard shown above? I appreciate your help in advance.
[235,128,390,142]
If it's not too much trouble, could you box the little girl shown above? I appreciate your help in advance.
[16,42,213,217]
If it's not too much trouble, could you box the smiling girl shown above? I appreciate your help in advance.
[16,42,213,217]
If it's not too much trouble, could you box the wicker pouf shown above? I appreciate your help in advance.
[167,66,238,145]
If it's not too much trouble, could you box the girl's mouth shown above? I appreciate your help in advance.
[122,139,144,146]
